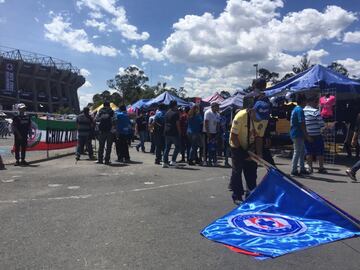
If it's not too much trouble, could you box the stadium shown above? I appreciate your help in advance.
[0,46,85,113]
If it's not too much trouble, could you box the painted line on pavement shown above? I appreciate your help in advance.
[0,177,222,205]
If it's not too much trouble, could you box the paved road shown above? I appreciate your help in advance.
[0,145,359,269]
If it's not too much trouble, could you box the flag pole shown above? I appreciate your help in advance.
[248,151,360,230]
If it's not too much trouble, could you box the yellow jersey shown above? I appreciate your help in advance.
[229,109,268,149]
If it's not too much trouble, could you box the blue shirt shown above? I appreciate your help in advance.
[187,114,203,134]
[290,105,305,139]
[115,111,131,135]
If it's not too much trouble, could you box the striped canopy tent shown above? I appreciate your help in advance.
[91,103,119,113]
[202,92,225,104]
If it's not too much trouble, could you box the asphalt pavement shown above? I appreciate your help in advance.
[0,144,359,270]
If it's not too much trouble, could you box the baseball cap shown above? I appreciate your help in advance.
[18,103,26,110]
[253,100,270,121]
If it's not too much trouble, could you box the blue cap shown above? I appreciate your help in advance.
[253,100,270,121]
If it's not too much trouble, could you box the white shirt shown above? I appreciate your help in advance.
[203,109,219,134]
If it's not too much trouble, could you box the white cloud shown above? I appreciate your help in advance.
[142,0,356,96]
[76,0,149,40]
[0,0,5,3]
[92,35,99,39]
[78,92,95,108]
[141,61,148,66]
[336,58,360,78]
[80,68,91,77]
[84,19,107,32]
[140,44,164,61]
[44,14,118,57]
[82,80,92,88]
[159,75,174,81]
[343,31,360,43]
[0,17,6,23]
[34,17,39,23]
[129,45,139,58]
[89,11,103,19]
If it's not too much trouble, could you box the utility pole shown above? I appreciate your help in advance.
[253,64,258,79]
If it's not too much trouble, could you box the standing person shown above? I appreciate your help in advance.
[180,107,190,162]
[304,95,326,173]
[290,94,313,176]
[187,105,203,165]
[148,111,156,154]
[135,111,147,152]
[75,107,95,161]
[12,103,31,166]
[346,112,360,181]
[229,101,270,205]
[203,102,220,166]
[153,103,166,165]
[162,100,181,168]
[95,101,114,164]
[114,105,132,163]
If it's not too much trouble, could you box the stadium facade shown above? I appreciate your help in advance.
[0,47,85,113]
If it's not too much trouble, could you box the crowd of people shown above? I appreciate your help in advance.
[2,79,360,205]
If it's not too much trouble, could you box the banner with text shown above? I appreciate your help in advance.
[27,117,77,151]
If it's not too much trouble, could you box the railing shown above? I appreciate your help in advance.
[0,45,81,74]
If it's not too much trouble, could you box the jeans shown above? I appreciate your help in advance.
[14,135,27,161]
[97,131,113,162]
[163,136,180,164]
[351,159,360,175]
[188,133,201,162]
[116,133,130,160]
[76,135,93,158]
[230,147,258,199]
[180,135,190,160]
[291,137,305,173]
[150,133,156,153]
[137,130,146,151]
[154,133,165,163]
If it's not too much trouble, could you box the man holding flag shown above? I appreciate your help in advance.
[229,100,270,205]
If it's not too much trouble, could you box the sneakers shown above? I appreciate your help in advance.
[291,171,302,177]
[136,146,140,152]
[104,160,112,165]
[75,155,80,161]
[20,160,30,166]
[318,168,327,174]
[162,163,169,168]
[232,194,243,206]
[95,160,103,164]
[224,162,231,168]
[188,160,195,166]
[346,169,357,181]
[155,161,161,165]
[169,161,177,167]
[300,169,311,175]
[14,160,20,166]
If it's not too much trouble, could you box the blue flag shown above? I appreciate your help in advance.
[201,168,360,259]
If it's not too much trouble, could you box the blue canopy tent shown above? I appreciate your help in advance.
[144,91,190,108]
[265,64,360,98]
[127,99,149,114]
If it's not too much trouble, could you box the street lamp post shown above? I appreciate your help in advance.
[253,64,258,79]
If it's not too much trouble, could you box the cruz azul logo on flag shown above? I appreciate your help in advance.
[228,212,307,237]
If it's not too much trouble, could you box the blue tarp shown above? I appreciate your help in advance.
[130,99,149,110]
[144,91,190,108]
[265,64,360,97]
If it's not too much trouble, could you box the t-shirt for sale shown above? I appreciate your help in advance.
[164,110,180,136]
[319,95,335,118]
[136,115,148,132]
[202,109,219,134]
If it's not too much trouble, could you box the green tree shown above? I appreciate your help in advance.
[107,65,149,104]
[258,68,279,83]
[219,90,231,99]
[327,62,349,77]
[279,72,295,82]
[293,54,313,74]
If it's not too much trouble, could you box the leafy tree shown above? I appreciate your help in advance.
[107,65,149,104]
[140,85,156,99]
[293,54,313,74]
[258,68,279,83]
[219,90,231,99]
[91,90,123,109]
[327,62,349,77]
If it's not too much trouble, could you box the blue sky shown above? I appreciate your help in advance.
[1,0,360,107]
